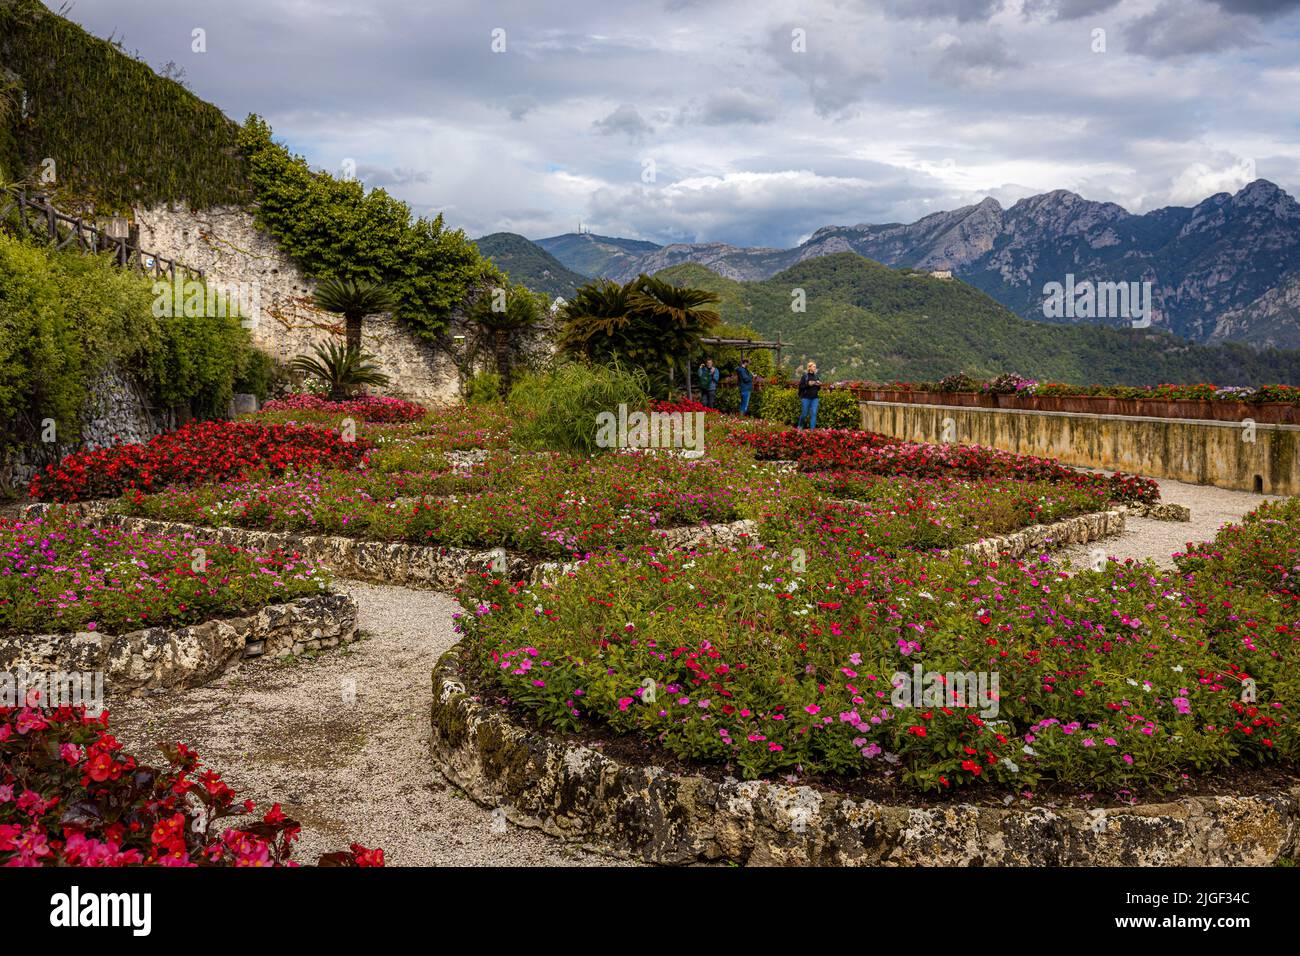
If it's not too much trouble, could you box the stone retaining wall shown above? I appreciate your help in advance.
[3,364,172,491]
[860,400,1299,495]
[430,649,1300,866]
[0,593,356,695]
[949,508,1124,562]
[17,508,767,589]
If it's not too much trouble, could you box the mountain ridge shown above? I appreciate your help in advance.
[525,179,1300,348]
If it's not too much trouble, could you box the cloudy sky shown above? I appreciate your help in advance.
[52,0,1300,247]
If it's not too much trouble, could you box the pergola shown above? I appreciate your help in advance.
[682,334,787,400]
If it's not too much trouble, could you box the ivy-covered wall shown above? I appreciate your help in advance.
[0,0,247,209]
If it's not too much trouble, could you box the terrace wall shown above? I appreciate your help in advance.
[859,401,1300,494]
[133,204,464,405]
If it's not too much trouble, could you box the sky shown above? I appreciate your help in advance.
[49,0,1300,248]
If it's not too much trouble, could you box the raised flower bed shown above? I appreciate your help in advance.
[440,491,1297,866]
[0,512,356,691]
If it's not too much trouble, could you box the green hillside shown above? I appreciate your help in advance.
[474,232,588,300]
[656,253,1300,386]
[0,0,246,210]
[536,232,661,277]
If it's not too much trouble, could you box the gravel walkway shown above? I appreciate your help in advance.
[1057,474,1281,568]
[106,582,624,867]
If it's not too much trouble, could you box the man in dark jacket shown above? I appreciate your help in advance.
[796,360,820,429]
[737,359,754,415]
[698,358,719,408]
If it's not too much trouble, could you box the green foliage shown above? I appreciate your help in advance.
[0,233,255,457]
[232,347,277,402]
[653,254,1300,385]
[508,362,651,455]
[288,340,391,400]
[558,275,720,395]
[468,282,547,393]
[757,386,860,428]
[466,370,502,404]
[0,0,246,210]
[312,276,398,318]
[473,232,588,300]
[237,116,498,343]
[311,276,398,352]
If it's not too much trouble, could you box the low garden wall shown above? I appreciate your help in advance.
[430,649,1300,866]
[43,513,762,590]
[0,593,357,694]
[860,401,1300,495]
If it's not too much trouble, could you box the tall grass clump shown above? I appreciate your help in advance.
[508,362,650,455]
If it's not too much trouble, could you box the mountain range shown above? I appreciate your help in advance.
[498,180,1300,350]
[649,254,1300,384]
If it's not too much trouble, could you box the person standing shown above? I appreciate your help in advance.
[737,358,754,415]
[698,358,719,409]
[796,360,821,429]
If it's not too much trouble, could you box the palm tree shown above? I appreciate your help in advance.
[557,276,720,395]
[556,278,651,364]
[311,277,398,355]
[632,275,721,390]
[289,340,391,400]
[467,284,546,395]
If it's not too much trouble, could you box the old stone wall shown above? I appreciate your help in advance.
[133,204,554,405]
[431,648,1300,866]
[0,593,357,694]
[860,400,1300,495]
[3,363,171,490]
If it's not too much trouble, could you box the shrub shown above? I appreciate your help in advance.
[758,386,860,429]
[233,348,278,402]
[0,233,257,459]
[1,704,382,866]
[29,421,372,501]
[288,340,390,400]
[509,362,651,455]
[466,370,502,405]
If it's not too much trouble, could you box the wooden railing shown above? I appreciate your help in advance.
[0,188,204,281]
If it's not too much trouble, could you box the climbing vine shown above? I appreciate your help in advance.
[0,0,247,210]
[237,116,499,343]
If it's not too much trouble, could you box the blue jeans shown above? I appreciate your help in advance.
[739,389,752,415]
[797,397,819,429]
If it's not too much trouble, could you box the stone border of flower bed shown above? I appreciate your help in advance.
[949,508,1125,562]
[0,593,357,695]
[430,647,1300,866]
[14,504,764,589]
[15,499,1126,590]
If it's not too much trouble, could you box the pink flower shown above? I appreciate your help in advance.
[805,704,820,715]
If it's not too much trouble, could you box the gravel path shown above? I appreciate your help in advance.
[1057,474,1281,568]
[107,582,624,867]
